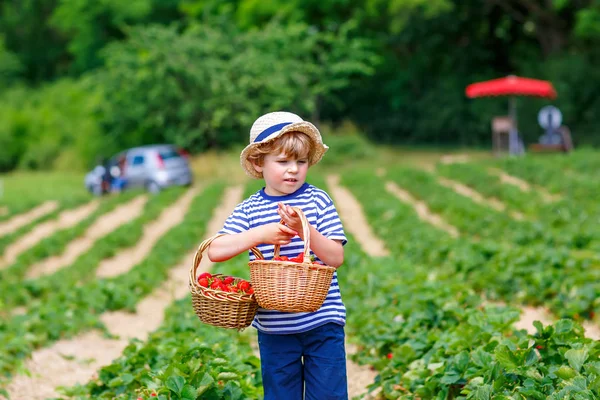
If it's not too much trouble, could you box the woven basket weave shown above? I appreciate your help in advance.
[189,234,258,330]
[249,207,335,313]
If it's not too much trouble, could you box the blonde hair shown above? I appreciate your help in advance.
[247,132,316,167]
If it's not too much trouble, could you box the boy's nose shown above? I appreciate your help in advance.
[288,163,298,173]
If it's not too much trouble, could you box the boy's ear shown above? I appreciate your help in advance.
[251,161,263,174]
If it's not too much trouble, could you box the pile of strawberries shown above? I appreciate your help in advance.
[197,272,254,294]
[273,252,324,265]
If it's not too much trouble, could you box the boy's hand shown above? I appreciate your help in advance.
[256,222,298,245]
[277,203,304,240]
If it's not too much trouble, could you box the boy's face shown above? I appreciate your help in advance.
[254,151,309,196]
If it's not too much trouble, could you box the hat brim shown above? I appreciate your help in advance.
[240,121,329,179]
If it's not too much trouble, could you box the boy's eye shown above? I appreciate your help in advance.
[298,160,308,164]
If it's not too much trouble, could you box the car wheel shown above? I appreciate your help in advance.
[146,181,161,194]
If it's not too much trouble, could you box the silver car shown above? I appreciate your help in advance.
[85,144,193,195]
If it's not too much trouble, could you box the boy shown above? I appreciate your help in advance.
[207,111,348,400]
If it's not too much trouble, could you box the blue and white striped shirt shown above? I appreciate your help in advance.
[218,182,348,334]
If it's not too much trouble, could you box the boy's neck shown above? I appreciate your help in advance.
[261,182,309,200]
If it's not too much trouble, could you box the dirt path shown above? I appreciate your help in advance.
[326,175,389,257]
[385,181,460,238]
[487,168,560,202]
[25,196,148,279]
[440,154,470,165]
[96,189,200,278]
[0,201,100,269]
[437,177,525,220]
[5,186,243,400]
[513,306,554,334]
[0,201,58,237]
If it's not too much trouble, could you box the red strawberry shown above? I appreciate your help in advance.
[210,279,222,290]
[246,287,254,294]
[198,277,209,287]
[223,276,234,285]
[238,280,250,292]
[387,353,393,359]
[198,272,212,280]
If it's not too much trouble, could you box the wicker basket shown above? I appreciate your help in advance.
[249,207,336,313]
[189,234,258,330]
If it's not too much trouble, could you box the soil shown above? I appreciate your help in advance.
[439,154,470,165]
[326,175,389,257]
[0,201,58,237]
[25,196,148,279]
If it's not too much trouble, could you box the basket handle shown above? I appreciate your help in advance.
[273,206,311,261]
[190,234,264,284]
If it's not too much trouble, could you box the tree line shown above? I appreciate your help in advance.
[1,0,599,171]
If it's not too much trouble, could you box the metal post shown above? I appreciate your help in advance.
[508,97,522,155]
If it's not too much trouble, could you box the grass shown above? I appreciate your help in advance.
[0,171,90,217]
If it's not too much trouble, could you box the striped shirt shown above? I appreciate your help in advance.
[218,182,347,334]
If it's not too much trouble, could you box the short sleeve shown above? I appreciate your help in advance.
[315,189,348,246]
[218,202,249,235]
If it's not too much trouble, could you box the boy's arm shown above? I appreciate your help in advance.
[207,223,298,262]
[305,225,344,268]
[277,203,344,268]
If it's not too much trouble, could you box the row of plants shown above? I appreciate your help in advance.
[435,162,561,218]
[60,214,263,400]
[0,188,186,312]
[55,180,266,399]
[343,168,600,322]
[0,194,94,255]
[508,150,600,185]
[386,166,599,251]
[326,172,600,398]
[0,183,225,391]
[0,190,143,312]
[491,155,600,209]
[435,161,600,253]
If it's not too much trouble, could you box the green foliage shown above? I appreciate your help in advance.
[318,121,377,167]
[1,0,600,173]
[0,35,22,88]
[0,78,106,171]
[91,20,377,153]
[50,0,153,73]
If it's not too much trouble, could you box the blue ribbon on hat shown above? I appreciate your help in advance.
[253,122,293,143]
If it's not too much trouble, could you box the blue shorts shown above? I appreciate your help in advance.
[257,323,348,400]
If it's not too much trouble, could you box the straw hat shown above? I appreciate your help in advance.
[240,111,329,179]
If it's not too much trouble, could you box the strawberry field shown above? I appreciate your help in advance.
[1,149,600,399]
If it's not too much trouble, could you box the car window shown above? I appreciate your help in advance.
[130,155,145,166]
[159,149,181,160]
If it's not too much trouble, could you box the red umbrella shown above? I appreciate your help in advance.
[465,75,557,99]
[465,75,558,154]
